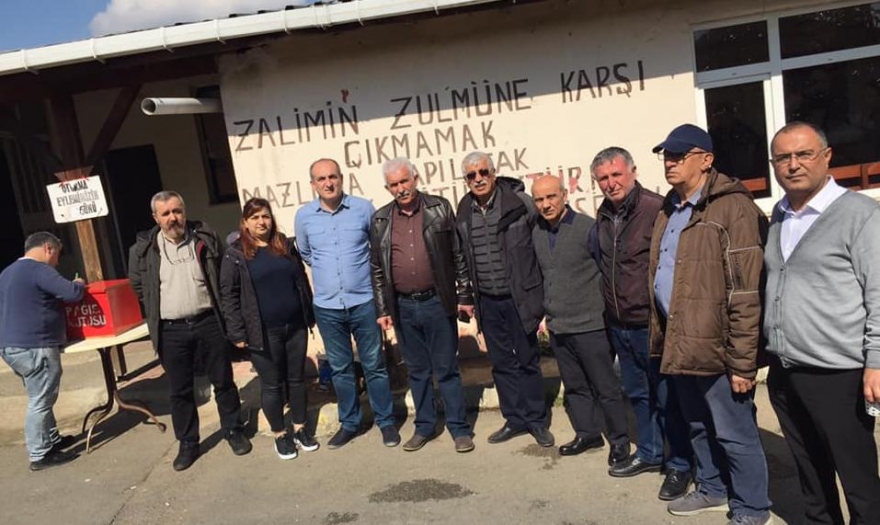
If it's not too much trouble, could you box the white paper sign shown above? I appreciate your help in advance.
[46,175,109,223]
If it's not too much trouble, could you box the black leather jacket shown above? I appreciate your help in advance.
[219,238,315,352]
[455,177,544,333]
[370,193,473,329]
[128,220,224,352]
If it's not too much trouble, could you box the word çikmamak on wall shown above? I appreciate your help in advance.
[232,60,647,216]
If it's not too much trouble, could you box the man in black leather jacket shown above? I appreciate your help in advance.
[370,158,475,453]
[455,151,552,447]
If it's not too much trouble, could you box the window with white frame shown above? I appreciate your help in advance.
[693,2,880,209]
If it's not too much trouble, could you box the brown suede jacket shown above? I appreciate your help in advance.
[648,169,768,379]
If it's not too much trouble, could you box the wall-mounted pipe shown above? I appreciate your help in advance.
[141,97,222,115]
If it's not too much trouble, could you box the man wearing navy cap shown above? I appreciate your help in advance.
[648,124,772,525]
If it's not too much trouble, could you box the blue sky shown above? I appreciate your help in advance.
[0,0,321,53]
[0,0,107,52]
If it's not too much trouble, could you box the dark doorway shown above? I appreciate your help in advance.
[102,145,163,276]
[0,147,25,269]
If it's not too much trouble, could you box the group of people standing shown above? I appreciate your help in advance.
[1,118,878,525]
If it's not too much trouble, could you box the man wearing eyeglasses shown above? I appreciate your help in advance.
[455,151,553,447]
[129,191,251,471]
[295,158,399,450]
[648,124,771,525]
[764,122,880,525]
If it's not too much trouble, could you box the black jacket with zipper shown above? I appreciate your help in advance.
[127,220,225,352]
[218,237,315,352]
[455,177,544,333]
[370,193,473,336]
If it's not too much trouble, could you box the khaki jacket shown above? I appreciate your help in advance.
[648,169,768,379]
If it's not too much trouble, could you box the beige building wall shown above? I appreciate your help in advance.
[217,0,827,231]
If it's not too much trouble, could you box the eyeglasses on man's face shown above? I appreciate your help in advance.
[465,168,494,181]
[657,150,706,164]
[769,148,828,166]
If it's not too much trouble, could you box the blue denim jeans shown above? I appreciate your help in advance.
[314,300,394,432]
[1,346,63,461]
[397,295,470,438]
[608,325,691,471]
[675,374,771,518]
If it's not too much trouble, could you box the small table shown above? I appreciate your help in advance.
[63,323,166,452]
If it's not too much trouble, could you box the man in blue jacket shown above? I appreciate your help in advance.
[0,232,84,471]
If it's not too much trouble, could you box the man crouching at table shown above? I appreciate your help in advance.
[129,191,251,471]
[0,232,85,471]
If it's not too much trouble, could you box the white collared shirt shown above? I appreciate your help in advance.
[778,176,847,261]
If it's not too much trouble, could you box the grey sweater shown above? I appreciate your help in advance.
[764,191,880,369]
[533,211,605,334]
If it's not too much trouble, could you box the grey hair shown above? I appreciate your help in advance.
[461,151,495,174]
[309,158,342,181]
[24,231,62,253]
[772,121,829,149]
[590,147,635,175]
[382,157,418,180]
[150,191,185,213]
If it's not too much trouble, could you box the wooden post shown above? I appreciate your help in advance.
[54,167,104,283]
[51,95,104,283]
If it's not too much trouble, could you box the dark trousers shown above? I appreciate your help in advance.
[767,361,880,525]
[551,329,629,445]
[675,374,771,518]
[479,294,546,430]
[609,324,691,470]
[397,295,470,438]
[250,323,309,433]
[159,315,243,443]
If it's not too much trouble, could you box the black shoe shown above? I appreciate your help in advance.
[293,429,320,452]
[659,468,692,501]
[226,429,252,456]
[529,426,555,447]
[559,435,604,456]
[487,425,527,444]
[608,443,631,466]
[381,425,401,447]
[274,434,298,460]
[30,448,78,472]
[50,434,77,453]
[172,442,200,471]
[608,454,662,477]
[327,428,358,450]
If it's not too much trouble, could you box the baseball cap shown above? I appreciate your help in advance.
[652,124,714,154]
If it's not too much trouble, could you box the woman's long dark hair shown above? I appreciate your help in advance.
[238,198,288,260]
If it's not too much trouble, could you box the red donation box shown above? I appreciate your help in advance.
[65,279,143,340]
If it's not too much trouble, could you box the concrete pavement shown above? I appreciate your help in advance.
[0,343,857,525]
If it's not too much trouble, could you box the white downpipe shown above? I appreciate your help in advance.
[0,0,506,77]
[140,97,222,116]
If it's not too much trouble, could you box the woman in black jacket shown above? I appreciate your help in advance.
[219,198,317,459]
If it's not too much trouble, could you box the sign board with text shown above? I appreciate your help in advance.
[46,175,109,223]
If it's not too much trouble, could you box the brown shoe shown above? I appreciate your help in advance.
[454,435,475,453]
[402,433,434,452]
